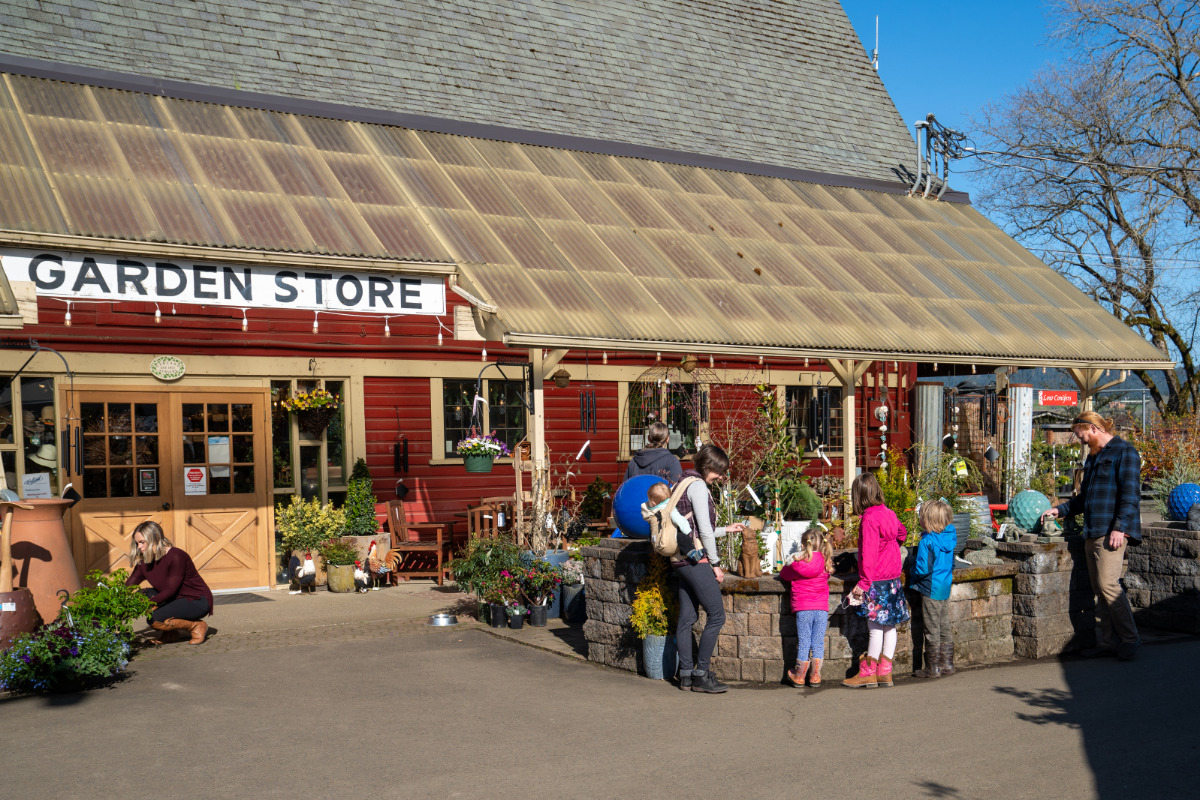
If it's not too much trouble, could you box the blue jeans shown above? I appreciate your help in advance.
[795,609,827,660]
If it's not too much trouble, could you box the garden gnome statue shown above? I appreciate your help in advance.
[739,526,762,578]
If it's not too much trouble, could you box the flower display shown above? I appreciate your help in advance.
[455,428,513,458]
[0,622,131,694]
[280,388,341,412]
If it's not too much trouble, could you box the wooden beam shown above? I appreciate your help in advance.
[826,358,872,491]
[541,348,569,374]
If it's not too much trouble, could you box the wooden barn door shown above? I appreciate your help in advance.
[71,391,175,578]
[170,392,271,591]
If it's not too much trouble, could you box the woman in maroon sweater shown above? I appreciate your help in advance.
[125,521,213,644]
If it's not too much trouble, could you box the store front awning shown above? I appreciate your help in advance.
[0,71,1172,370]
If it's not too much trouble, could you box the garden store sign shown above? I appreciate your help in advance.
[1,249,446,315]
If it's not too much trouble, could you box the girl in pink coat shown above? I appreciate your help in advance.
[843,473,910,688]
[780,527,834,687]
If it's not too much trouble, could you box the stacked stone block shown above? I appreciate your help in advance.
[1125,522,1200,633]
[996,539,1094,658]
[583,539,1016,682]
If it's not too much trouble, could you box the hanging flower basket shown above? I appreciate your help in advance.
[463,454,496,473]
[281,389,341,438]
[297,407,339,438]
[456,429,511,473]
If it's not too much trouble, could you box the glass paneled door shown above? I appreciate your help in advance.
[71,392,173,578]
[69,388,272,590]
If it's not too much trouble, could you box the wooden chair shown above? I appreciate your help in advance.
[466,496,514,540]
[385,500,453,586]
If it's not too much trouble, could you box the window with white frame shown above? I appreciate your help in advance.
[271,378,348,506]
[441,379,527,458]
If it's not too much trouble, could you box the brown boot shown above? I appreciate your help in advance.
[160,617,209,645]
[842,656,878,688]
[876,654,894,687]
[149,620,181,644]
[787,661,809,687]
[912,644,940,679]
[808,658,823,687]
[940,642,955,676]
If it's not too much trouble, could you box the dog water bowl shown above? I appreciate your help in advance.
[428,613,458,626]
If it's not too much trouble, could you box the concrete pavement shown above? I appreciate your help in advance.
[1,581,1195,799]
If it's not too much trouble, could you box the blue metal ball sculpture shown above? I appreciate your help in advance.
[1167,483,1200,522]
[611,474,670,538]
[1009,489,1052,531]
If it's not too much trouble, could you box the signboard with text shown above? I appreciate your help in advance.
[1,249,446,315]
[1039,390,1078,406]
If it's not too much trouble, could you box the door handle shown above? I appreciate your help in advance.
[161,502,171,511]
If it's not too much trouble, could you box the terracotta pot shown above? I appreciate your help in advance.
[9,499,79,625]
[0,588,40,650]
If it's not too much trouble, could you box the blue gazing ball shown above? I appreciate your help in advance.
[1009,489,1052,531]
[611,474,670,538]
[1167,483,1200,522]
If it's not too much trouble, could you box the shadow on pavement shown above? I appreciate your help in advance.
[548,622,587,657]
[912,781,964,798]
[993,639,1200,798]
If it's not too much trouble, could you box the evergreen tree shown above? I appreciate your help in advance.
[343,458,380,537]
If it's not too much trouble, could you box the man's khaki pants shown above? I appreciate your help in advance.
[1085,536,1139,647]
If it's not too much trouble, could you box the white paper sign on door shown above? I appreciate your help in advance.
[184,466,207,495]
[22,473,52,499]
[207,436,230,464]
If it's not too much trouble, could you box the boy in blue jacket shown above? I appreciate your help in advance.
[910,500,957,679]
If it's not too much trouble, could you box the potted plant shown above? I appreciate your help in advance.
[455,427,513,473]
[60,568,156,643]
[521,560,563,627]
[505,599,528,630]
[448,536,524,622]
[0,620,132,694]
[629,554,678,680]
[317,537,360,593]
[281,387,341,438]
[275,496,345,587]
[558,559,586,623]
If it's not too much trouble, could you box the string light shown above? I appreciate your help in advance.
[804,357,809,368]
[972,364,976,374]
[1042,366,1047,373]
[933,362,938,372]
[64,301,71,327]
[758,355,763,366]
[656,352,661,362]
[154,303,161,324]
[481,348,487,362]
[709,355,714,368]
[241,308,248,332]
[893,361,898,370]
[602,351,608,365]
[435,317,451,347]
[312,312,319,334]
[384,317,391,338]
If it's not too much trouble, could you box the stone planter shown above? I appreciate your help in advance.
[326,563,356,593]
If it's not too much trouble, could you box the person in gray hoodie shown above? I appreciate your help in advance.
[909,499,957,679]
[623,421,683,483]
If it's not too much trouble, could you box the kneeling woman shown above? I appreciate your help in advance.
[125,521,213,644]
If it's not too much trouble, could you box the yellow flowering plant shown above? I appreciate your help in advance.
[280,388,341,412]
[629,554,677,639]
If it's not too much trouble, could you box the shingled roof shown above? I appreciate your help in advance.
[0,0,915,185]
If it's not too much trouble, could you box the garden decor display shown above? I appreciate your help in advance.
[8,498,80,625]
[318,537,360,593]
[281,388,341,437]
[1167,483,1200,522]
[1009,489,1052,531]
[613,474,669,538]
[738,521,763,578]
[0,620,131,694]
[456,428,513,473]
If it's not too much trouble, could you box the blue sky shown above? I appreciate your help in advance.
[840,1,1065,201]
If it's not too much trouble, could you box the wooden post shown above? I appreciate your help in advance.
[1066,367,1123,413]
[825,359,872,491]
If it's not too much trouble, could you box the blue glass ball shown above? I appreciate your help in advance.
[611,474,670,538]
[1167,483,1200,522]
[1009,489,1051,531]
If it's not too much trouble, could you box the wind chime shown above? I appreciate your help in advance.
[578,351,597,434]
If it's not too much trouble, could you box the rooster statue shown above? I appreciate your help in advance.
[365,539,392,590]
[353,561,370,593]
[292,550,317,595]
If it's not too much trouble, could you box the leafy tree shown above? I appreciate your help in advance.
[973,0,1200,412]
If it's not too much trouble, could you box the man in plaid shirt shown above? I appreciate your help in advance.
[1043,411,1142,661]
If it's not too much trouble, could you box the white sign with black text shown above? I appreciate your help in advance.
[1,249,446,315]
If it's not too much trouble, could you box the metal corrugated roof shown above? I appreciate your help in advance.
[0,73,1172,368]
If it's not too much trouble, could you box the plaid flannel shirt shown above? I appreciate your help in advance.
[1055,435,1142,543]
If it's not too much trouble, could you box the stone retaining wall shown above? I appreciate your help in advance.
[995,540,1095,658]
[1124,522,1200,634]
[582,539,1016,682]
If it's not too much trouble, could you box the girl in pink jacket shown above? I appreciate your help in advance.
[780,527,834,687]
[843,473,910,689]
